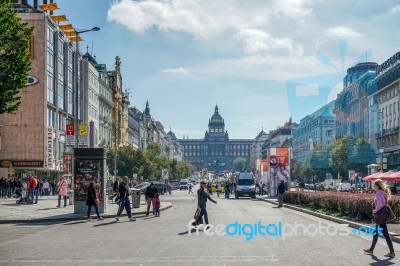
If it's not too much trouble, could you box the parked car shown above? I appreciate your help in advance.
[169,181,180,190]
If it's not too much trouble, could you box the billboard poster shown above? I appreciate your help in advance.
[74,159,103,202]
[78,124,88,147]
[63,153,73,174]
[267,147,291,197]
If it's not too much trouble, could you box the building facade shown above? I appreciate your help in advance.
[82,53,100,147]
[292,101,336,164]
[176,105,253,172]
[371,52,400,169]
[109,56,129,149]
[261,120,296,159]
[334,62,378,142]
[0,9,82,179]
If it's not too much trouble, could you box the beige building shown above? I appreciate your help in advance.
[109,56,129,149]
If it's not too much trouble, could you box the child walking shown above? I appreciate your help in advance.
[153,193,160,217]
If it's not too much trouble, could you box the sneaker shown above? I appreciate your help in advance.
[87,218,92,222]
[97,217,104,221]
[115,216,120,221]
[129,217,136,221]
[363,249,373,255]
[384,252,395,258]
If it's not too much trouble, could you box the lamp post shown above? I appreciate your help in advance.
[74,27,100,148]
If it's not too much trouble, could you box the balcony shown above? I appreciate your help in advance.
[375,127,399,138]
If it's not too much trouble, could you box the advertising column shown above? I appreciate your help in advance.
[268,147,290,197]
[73,148,106,214]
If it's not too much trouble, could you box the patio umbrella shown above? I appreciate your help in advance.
[363,171,400,182]
[363,172,388,182]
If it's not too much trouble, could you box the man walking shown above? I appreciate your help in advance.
[112,177,120,203]
[277,180,285,207]
[188,183,193,194]
[145,182,158,215]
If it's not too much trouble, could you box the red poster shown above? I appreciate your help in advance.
[66,124,74,136]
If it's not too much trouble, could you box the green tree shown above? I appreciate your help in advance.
[348,138,377,176]
[233,157,247,171]
[0,0,33,114]
[332,135,356,179]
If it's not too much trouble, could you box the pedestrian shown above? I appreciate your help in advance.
[27,175,37,204]
[43,180,49,196]
[207,182,213,195]
[86,182,103,221]
[56,176,68,208]
[115,176,135,222]
[225,181,230,199]
[153,193,160,217]
[216,182,221,197]
[364,179,395,258]
[145,182,158,216]
[3,178,10,199]
[112,177,120,203]
[34,178,41,204]
[196,180,217,225]
[188,183,193,194]
[277,180,285,207]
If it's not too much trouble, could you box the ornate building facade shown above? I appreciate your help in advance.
[176,105,253,171]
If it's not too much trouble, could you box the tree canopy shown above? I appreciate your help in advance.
[0,0,33,114]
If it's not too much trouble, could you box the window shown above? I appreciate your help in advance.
[58,82,64,110]
[47,108,55,128]
[47,74,54,104]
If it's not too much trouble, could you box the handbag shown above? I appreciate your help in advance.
[374,206,389,224]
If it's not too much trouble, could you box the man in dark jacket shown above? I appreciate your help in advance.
[112,177,120,203]
[277,180,285,207]
[197,180,217,225]
[145,182,158,215]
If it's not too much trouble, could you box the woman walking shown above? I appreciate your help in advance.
[115,176,135,222]
[86,182,103,221]
[364,179,395,258]
[56,176,68,208]
[197,180,217,225]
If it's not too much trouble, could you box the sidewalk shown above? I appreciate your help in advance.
[0,195,172,223]
[255,195,400,243]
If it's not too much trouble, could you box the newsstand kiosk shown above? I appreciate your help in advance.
[73,148,106,214]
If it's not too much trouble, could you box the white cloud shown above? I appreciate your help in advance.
[389,5,400,13]
[107,0,312,38]
[203,54,334,82]
[160,68,190,74]
[324,26,363,38]
[235,29,303,55]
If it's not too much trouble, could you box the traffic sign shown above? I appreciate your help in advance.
[162,169,169,179]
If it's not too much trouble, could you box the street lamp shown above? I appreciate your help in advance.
[74,27,100,147]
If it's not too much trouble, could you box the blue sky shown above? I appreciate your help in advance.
[53,0,400,139]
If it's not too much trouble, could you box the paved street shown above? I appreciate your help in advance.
[1,186,399,266]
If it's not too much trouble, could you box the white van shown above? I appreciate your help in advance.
[235,172,256,199]
[336,183,351,192]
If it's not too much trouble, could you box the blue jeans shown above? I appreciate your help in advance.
[87,205,101,218]
[199,203,209,225]
[117,198,132,218]
[34,189,39,204]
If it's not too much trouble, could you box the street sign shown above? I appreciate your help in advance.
[66,124,75,135]
[162,169,169,180]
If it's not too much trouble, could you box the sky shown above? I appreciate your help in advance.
[50,0,400,139]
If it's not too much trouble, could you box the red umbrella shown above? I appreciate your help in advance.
[363,172,387,182]
[363,171,400,182]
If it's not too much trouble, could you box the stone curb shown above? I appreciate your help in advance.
[0,203,173,224]
[256,197,400,244]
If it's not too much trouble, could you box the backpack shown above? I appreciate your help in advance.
[30,177,38,188]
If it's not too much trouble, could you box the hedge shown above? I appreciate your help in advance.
[283,191,400,221]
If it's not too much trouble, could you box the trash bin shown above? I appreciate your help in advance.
[131,188,141,208]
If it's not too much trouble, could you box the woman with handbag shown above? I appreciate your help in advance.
[364,179,395,258]
[115,176,135,222]
[86,182,103,221]
[56,176,68,208]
